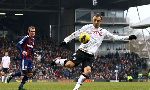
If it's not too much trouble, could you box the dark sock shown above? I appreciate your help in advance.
[19,75,28,88]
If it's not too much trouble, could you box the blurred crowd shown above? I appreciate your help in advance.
[0,37,149,81]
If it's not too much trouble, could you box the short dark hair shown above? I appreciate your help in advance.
[93,13,102,20]
[28,26,35,31]
[95,13,101,17]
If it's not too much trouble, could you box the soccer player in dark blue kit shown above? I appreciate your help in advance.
[7,26,36,90]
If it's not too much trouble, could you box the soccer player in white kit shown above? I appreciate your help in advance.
[51,13,137,90]
[1,52,10,83]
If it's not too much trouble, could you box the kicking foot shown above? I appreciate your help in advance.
[73,89,79,90]
[73,84,81,90]
[50,57,61,66]
[18,87,26,90]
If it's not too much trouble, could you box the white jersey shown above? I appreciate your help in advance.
[1,56,10,68]
[64,24,129,55]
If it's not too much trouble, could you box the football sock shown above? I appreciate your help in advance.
[55,58,67,66]
[74,74,87,89]
[5,76,8,83]
[2,76,4,82]
[77,74,87,85]
[19,75,28,88]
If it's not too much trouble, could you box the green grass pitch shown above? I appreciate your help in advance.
[0,82,150,90]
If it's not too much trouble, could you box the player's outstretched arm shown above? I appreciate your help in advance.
[17,36,28,52]
[105,29,137,41]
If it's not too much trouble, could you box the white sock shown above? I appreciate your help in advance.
[73,84,81,90]
[77,74,86,84]
[55,58,67,66]
[2,76,5,82]
[74,74,86,89]
[5,76,8,83]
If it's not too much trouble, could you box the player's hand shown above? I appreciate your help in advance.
[129,35,137,40]
[59,41,68,49]
[59,41,67,47]
[22,51,27,56]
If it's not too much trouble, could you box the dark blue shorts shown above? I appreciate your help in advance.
[2,68,9,73]
[21,59,33,71]
[70,50,95,71]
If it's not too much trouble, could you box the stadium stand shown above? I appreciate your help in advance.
[0,37,148,82]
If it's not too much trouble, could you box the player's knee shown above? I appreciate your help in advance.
[27,70,34,78]
[27,73,33,78]
[1,72,4,75]
[84,66,91,74]
[65,61,75,68]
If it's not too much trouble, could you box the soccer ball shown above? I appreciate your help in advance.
[79,32,90,44]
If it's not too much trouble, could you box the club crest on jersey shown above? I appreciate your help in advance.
[92,31,102,36]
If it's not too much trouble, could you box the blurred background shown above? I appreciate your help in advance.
[0,0,150,82]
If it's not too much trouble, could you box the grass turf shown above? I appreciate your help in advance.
[0,82,150,90]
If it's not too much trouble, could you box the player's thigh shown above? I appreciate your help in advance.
[65,60,75,68]
[66,50,84,68]
[1,71,4,75]
[28,60,33,70]
[82,57,94,74]
[21,59,28,70]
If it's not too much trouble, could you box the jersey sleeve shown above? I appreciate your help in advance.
[8,57,10,63]
[17,36,28,52]
[64,25,89,43]
[8,57,10,66]
[105,29,129,40]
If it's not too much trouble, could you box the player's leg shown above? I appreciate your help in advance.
[51,57,68,66]
[4,68,9,83]
[51,52,79,68]
[73,53,94,90]
[1,68,7,83]
[73,66,91,90]
[53,58,76,68]
[7,71,22,83]
[18,71,29,90]
[19,60,33,90]
[1,70,5,83]
[7,60,25,83]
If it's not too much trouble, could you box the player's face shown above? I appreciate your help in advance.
[28,28,36,37]
[92,16,102,28]
[5,52,8,56]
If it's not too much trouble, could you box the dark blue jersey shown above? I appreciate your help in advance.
[17,35,35,60]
